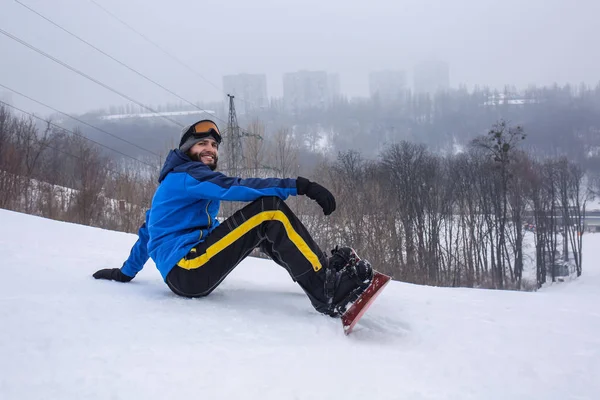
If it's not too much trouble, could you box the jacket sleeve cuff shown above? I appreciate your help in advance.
[120,264,137,278]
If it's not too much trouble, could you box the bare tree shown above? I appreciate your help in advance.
[556,158,586,277]
[269,127,298,179]
[506,152,531,288]
[0,105,19,209]
[243,119,266,176]
[472,120,526,288]
[66,132,109,226]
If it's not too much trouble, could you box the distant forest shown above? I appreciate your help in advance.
[70,83,600,176]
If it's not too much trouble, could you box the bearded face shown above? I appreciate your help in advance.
[187,138,219,171]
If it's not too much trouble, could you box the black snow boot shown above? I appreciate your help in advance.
[325,247,374,316]
[298,246,374,317]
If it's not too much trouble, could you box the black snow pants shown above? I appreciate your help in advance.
[165,196,331,312]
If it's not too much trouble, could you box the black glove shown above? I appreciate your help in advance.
[296,176,336,215]
[93,268,133,283]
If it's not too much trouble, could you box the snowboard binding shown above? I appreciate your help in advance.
[324,246,391,335]
[323,247,374,317]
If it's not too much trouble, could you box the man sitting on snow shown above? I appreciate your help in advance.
[92,119,373,317]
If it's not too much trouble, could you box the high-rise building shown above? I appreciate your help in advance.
[328,73,341,99]
[413,61,450,95]
[369,70,407,101]
[283,70,340,114]
[222,73,268,115]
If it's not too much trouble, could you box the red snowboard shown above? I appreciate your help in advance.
[341,271,391,335]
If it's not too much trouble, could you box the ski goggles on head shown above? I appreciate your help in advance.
[181,120,222,145]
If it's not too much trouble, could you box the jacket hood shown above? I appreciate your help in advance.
[158,149,193,183]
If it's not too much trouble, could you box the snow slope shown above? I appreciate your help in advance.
[0,209,599,400]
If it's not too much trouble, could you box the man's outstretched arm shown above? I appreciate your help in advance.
[93,210,150,282]
[185,170,298,202]
[185,170,336,215]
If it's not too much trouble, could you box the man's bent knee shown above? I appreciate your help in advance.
[257,196,292,213]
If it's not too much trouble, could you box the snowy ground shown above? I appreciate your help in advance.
[588,196,600,211]
[1,209,599,400]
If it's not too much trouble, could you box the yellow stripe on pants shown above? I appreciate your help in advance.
[177,210,322,272]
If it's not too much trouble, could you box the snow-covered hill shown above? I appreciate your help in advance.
[0,209,598,400]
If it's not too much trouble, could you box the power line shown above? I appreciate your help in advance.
[0,102,152,181]
[0,100,159,170]
[0,27,183,128]
[88,0,222,93]
[1,104,86,165]
[0,82,161,158]
[14,0,225,125]
[87,0,263,113]
[21,138,128,181]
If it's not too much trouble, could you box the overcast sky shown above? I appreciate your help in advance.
[1,0,599,115]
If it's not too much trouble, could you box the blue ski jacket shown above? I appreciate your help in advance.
[120,149,298,281]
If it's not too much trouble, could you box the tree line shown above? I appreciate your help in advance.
[242,82,600,173]
[239,120,589,291]
[0,105,156,233]
[0,104,591,290]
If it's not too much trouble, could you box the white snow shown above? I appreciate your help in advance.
[587,196,600,211]
[1,209,599,400]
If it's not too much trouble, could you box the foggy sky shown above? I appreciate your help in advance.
[1,0,599,115]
